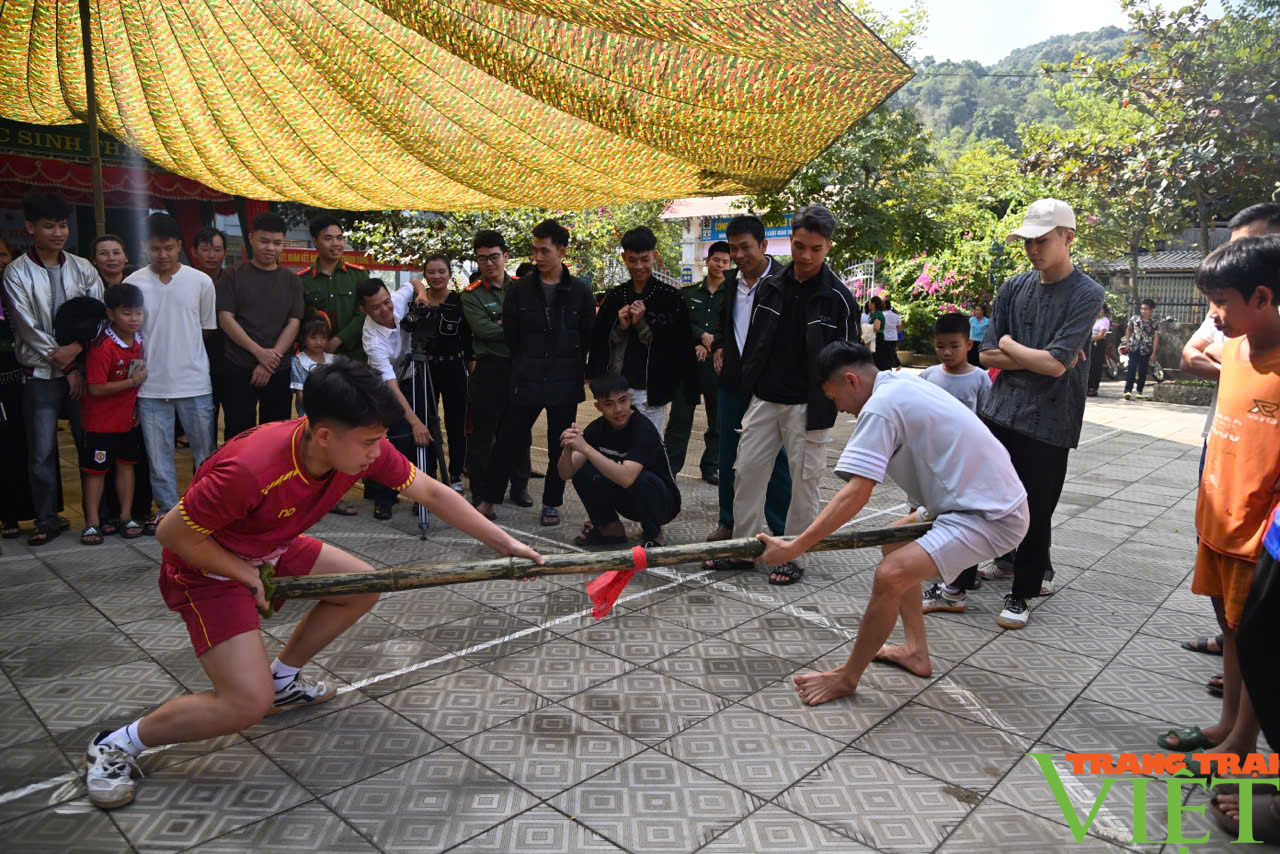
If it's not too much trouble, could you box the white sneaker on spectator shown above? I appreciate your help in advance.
[978,562,1014,581]
[997,594,1030,629]
[1040,579,1056,596]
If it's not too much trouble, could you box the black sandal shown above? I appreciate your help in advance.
[574,528,626,547]
[540,506,560,527]
[702,557,754,571]
[768,561,805,586]
[80,526,104,546]
[29,525,61,547]
[1,522,20,539]
[1182,635,1224,656]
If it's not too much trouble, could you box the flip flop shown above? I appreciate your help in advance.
[768,562,805,586]
[1156,726,1215,751]
[573,528,626,547]
[80,526,104,546]
[120,520,144,539]
[1209,673,1224,697]
[1182,635,1224,656]
[328,502,359,516]
[1209,793,1280,844]
[703,557,754,571]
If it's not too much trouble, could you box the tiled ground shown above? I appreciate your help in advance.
[2,384,1276,853]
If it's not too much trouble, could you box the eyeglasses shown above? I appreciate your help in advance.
[476,252,504,264]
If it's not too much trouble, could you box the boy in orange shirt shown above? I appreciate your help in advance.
[1159,235,1280,764]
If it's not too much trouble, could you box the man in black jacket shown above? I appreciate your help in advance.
[588,227,696,434]
[476,219,595,527]
[715,204,857,586]
[707,216,792,542]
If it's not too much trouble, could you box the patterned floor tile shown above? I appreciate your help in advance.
[454,576,560,608]
[741,677,905,742]
[657,705,844,798]
[1112,632,1224,685]
[186,801,379,852]
[415,611,552,665]
[564,670,730,744]
[964,633,1106,689]
[449,805,627,852]
[454,705,646,797]
[699,804,879,852]
[564,612,707,666]
[252,701,441,795]
[20,660,185,735]
[0,577,85,618]
[324,746,540,854]
[1014,609,1139,659]
[915,664,1082,740]
[379,666,548,743]
[549,752,763,853]
[0,693,47,750]
[648,638,796,699]
[776,747,975,853]
[3,805,135,853]
[279,616,410,664]
[855,702,1032,792]
[1083,664,1224,724]
[0,626,147,689]
[1042,699,1182,754]
[632,589,772,634]
[0,735,78,823]
[371,588,492,633]
[717,613,852,666]
[480,638,635,700]
[701,570,839,609]
[118,613,200,656]
[1140,607,1222,643]
[806,647,955,698]
[318,636,465,698]
[937,799,1133,852]
[110,742,312,850]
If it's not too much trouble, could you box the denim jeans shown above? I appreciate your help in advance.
[23,376,83,528]
[138,395,215,514]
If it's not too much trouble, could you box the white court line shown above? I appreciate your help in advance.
[1078,427,1123,447]
[0,565,712,808]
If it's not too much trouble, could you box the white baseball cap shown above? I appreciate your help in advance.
[1006,198,1077,241]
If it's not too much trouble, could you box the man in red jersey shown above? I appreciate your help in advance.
[81,360,543,810]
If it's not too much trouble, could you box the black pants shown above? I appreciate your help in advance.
[1238,550,1280,752]
[467,357,529,501]
[483,401,576,508]
[664,359,719,475]
[427,358,468,484]
[365,375,440,507]
[101,449,153,523]
[221,364,292,440]
[980,420,1070,601]
[573,463,679,539]
[1087,339,1107,391]
[1124,349,1151,394]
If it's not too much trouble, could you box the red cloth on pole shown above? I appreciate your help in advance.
[586,546,648,619]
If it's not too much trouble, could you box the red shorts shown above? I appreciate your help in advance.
[159,536,324,656]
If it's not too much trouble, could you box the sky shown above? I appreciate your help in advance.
[871,0,1227,66]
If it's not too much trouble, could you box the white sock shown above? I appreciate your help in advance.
[271,658,301,690]
[941,583,963,596]
[101,720,148,757]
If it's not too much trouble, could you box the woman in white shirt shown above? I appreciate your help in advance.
[1087,304,1110,396]
[881,299,902,371]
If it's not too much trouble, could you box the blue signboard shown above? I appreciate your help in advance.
[681,266,694,284]
[699,214,792,242]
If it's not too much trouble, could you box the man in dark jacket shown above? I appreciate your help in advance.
[476,219,595,527]
[706,216,792,542]
[587,227,696,434]
[716,204,856,586]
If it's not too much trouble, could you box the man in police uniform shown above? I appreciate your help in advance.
[298,215,367,362]
[461,230,532,507]
[664,241,730,483]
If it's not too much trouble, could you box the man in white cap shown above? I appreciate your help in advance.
[946,199,1104,630]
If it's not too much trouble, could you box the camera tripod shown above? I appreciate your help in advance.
[407,352,445,540]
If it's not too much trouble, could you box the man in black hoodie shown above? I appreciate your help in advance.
[713,204,856,586]
[475,219,595,528]
[588,227,696,435]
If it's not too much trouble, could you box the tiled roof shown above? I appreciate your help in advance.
[1092,249,1203,274]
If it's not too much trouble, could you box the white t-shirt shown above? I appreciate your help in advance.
[920,363,992,415]
[1191,311,1223,439]
[124,264,216,399]
[882,310,902,341]
[835,371,1025,520]
[362,284,415,382]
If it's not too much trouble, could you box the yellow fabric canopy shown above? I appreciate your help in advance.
[0,0,912,210]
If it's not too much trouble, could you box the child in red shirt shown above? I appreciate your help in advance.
[80,284,147,543]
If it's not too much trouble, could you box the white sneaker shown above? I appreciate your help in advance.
[997,595,1030,629]
[84,731,142,809]
[1040,579,1056,596]
[978,562,1014,581]
[269,672,337,716]
[922,583,966,613]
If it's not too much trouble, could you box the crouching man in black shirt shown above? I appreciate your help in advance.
[559,373,681,548]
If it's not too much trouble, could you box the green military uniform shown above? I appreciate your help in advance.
[460,276,529,501]
[663,277,725,476]
[299,260,368,361]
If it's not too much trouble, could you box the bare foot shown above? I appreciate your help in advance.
[874,644,932,678]
[794,670,858,706]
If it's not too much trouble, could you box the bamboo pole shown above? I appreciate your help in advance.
[264,521,932,601]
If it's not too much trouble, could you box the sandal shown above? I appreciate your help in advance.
[80,526,104,546]
[1209,793,1280,844]
[120,520,144,539]
[328,502,359,516]
[1,522,20,539]
[768,561,805,586]
[1156,726,1215,751]
[1208,673,1224,697]
[373,504,393,521]
[100,518,120,537]
[574,528,627,547]
[28,525,61,547]
[57,516,71,531]
[143,513,163,536]
[1182,634,1224,656]
[703,557,755,571]
[540,506,560,527]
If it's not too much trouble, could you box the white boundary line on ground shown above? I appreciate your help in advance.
[1078,427,1123,447]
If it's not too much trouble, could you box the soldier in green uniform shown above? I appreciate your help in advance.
[298,215,367,362]
[664,241,730,483]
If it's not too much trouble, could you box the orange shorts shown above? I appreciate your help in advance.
[158,536,324,656]
[1190,543,1257,629]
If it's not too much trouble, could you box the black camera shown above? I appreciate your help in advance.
[400,301,463,355]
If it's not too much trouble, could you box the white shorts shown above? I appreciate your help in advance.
[915,503,1030,585]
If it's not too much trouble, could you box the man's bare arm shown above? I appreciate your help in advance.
[996,335,1071,377]
[979,348,1022,371]
[1180,336,1221,381]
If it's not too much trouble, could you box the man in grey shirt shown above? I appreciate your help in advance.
[980,199,1104,630]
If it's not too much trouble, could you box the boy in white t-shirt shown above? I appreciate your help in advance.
[758,341,1028,706]
[919,312,993,612]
